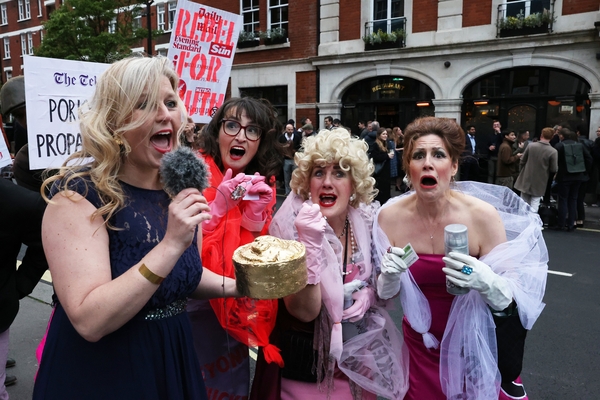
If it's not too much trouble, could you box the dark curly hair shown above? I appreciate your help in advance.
[197,97,283,183]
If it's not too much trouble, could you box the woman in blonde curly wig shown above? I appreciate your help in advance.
[34,56,239,400]
[251,128,408,400]
[291,127,376,206]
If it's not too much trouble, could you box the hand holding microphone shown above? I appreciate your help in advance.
[159,147,211,250]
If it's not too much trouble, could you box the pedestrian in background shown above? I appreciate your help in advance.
[496,130,522,190]
[33,56,238,399]
[279,123,302,195]
[514,127,558,213]
[553,128,592,231]
[0,179,48,396]
[368,128,393,204]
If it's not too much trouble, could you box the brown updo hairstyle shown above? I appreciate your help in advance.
[402,117,465,174]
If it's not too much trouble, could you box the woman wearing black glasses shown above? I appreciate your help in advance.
[188,97,283,398]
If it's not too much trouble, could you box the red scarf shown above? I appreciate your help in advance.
[200,154,283,366]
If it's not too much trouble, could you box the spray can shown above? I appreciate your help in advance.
[444,224,470,295]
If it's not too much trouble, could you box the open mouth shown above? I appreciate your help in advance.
[319,194,337,207]
[230,146,246,159]
[421,176,437,187]
[150,132,172,154]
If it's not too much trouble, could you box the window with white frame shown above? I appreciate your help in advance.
[167,2,177,31]
[372,0,404,33]
[3,38,10,59]
[241,0,259,33]
[268,0,287,34]
[504,0,551,18]
[25,0,31,19]
[133,12,142,30]
[157,4,165,31]
[37,0,42,17]
[108,18,116,34]
[20,34,27,56]
[18,0,25,20]
[5,69,12,81]
[1,4,7,25]
[27,32,34,55]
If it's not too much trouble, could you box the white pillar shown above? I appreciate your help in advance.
[588,93,600,140]
[318,102,341,121]
[433,98,463,123]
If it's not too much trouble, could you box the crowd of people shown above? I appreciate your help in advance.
[11,53,600,399]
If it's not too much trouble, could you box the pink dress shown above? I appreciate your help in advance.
[402,254,454,400]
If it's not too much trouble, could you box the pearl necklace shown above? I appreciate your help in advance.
[341,217,356,276]
[337,217,349,239]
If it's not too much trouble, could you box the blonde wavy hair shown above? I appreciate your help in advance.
[42,56,187,227]
[291,128,377,207]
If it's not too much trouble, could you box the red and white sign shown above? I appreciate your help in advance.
[168,1,242,123]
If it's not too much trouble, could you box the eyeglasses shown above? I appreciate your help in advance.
[220,119,262,141]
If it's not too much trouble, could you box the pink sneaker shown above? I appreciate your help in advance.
[499,376,528,400]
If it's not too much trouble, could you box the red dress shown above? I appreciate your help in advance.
[403,254,454,400]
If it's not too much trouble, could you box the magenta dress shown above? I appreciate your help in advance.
[403,254,454,400]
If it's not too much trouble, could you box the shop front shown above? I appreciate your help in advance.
[340,76,435,135]
[462,67,591,140]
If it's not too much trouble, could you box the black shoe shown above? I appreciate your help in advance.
[500,379,527,399]
[6,357,15,368]
[4,374,17,387]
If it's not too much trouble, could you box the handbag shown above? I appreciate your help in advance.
[374,161,385,175]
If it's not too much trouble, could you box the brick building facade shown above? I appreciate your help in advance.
[1,0,600,138]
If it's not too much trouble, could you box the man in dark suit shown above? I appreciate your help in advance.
[278,123,302,195]
[0,178,48,393]
[460,125,480,181]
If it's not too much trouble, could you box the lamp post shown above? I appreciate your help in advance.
[145,1,154,55]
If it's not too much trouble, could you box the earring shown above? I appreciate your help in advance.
[349,193,356,202]
[115,137,124,146]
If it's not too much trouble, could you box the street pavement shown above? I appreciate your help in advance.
[6,197,600,399]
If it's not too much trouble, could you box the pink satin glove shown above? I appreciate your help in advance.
[202,169,252,232]
[294,202,326,284]
[342,285,377,322]
[241,175,272,232]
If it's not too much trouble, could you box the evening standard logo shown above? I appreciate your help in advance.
[208,42,233,58]
[173,36,202,53]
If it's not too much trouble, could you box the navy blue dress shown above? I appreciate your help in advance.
[33,178,207,400]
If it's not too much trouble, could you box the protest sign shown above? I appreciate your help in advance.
[168,1,242,123]
[0,129,10,169]
[24,55,109,169]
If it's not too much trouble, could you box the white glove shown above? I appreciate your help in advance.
[377,246,408,300]
[442,252,513,311]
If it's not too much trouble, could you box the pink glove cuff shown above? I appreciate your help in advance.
[306,252,322,285]
[240,211,266,232]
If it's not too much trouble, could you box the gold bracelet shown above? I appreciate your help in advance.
[138,263,165,285]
